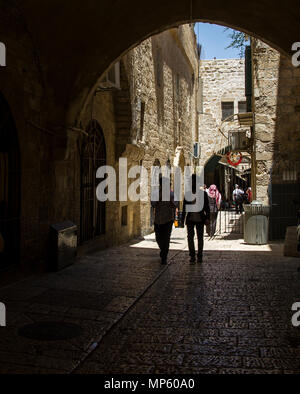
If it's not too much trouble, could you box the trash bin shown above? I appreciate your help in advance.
[284,227,300,257]
[49,221,78,271]
[244,201,270,245]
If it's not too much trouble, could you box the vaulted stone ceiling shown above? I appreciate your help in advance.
[12,0,300,118]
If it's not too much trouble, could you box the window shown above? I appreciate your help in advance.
[221,102,234,121]
[121,206,128,227]
[238,101,247,113]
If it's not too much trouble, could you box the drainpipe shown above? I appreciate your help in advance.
[245,41,257,200]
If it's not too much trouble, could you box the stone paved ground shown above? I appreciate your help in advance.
[0,227,300,374]
[0,230,185,374]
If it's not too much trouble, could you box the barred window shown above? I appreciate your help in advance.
[222,102,234,121]
[238,101,247,113]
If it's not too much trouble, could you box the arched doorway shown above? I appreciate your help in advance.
[80,120,106,244]
[204,155,223,191]
[0,93,20,269]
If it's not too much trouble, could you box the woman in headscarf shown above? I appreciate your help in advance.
[207,185,222,237]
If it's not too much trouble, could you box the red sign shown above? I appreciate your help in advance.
[227,151,243,167]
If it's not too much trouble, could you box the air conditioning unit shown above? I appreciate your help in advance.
[194,142,201,159]
[229,131,250,151]
[99,62,121,90]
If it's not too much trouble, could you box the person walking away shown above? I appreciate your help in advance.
[233,184,245,214]
[207,184,222,237]
[183,174,210,265]
[151,177,179,265]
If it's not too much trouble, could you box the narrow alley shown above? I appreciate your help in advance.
[0,228,299,374]
[1,1,300,378]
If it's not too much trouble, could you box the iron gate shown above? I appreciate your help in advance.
[270,161,300,240]
[80,120,106,244]
[216,208,244,237]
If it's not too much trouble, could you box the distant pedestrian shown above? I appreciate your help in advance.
[151,176,179,265]
[233,184,244,214]
[183,174,210,264]
[207,184,222,237]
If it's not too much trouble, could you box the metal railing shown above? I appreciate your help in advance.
[212,208,244,238]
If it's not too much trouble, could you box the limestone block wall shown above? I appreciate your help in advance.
[46,24,198,257]
[252,40,300,204]
[123,25,198,234]
[63,62,143,252]
[198,59,247,167]
[67,24,198,250]
[0,19,198,267]
[0,6,51,270]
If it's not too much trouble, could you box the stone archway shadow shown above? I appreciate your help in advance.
[17,0,298,123]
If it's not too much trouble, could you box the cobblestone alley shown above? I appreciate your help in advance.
[0,229,300,374]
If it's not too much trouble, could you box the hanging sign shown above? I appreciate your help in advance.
[227,151,243,167]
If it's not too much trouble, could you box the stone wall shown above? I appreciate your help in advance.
[252,40,300,204]
[198,58,247,167]
[123,25,198,234]
[51,25,198,255]
[0,20,197,268]
[1,2,299,271]
[0,5,51,270]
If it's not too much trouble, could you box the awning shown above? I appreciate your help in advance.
[238,112,253,127]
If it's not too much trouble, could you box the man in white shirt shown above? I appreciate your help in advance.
[233,184,245,214]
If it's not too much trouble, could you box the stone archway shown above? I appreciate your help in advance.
[13,0,298,125]
[204,155,223,190]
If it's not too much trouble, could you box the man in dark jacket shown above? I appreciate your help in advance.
[183,174,210,264]
[151,176,179,265]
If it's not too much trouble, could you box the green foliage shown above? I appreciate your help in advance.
[224,28,249,58]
